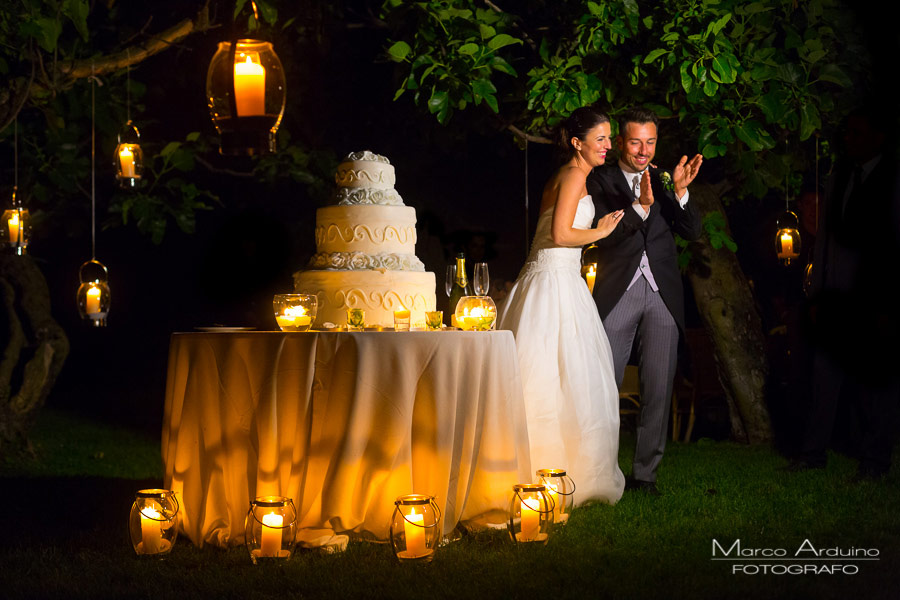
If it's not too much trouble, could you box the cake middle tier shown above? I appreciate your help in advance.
[315,205,418,256]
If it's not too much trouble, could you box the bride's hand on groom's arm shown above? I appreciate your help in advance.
[595,210,625,239]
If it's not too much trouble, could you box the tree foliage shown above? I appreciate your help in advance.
[382,0,871,200]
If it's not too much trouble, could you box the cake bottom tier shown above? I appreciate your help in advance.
[294,269,436,328]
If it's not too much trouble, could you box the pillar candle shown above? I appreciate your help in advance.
[8,212,19,244]
[779,232,793,258]
[234,56,266,117]
[403,508,427,558]
[86,286,101,314]
[140,506,162,554]
[260,513,283,557]
[520,497,540,541]
[119,146,136,178]
[586,265,596,294]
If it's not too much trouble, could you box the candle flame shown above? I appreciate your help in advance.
[87,286,101,298]
[9,212,19,226]
[284,305,308,317]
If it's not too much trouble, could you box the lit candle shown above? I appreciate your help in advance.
[119,146,136,178]
[520,496,540,541]
[86,286,101,314]
[234,55,266,117]
[140,506,162,554]
[276,305,311,330]
[8,211,19,244]
[260,512,283,557]
[403,507,427,558]
[394,308,410,320]
[586,264,596,294]
[778,232,793,258]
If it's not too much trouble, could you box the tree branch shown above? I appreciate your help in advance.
[506,123,552,144]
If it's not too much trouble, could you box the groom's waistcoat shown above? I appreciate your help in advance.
[585,164,702,331]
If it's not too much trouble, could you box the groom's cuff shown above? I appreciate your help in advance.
[676,189,690,208]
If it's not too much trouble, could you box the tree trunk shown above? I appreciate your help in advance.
[1,254,69,458]
[685,184,772,444]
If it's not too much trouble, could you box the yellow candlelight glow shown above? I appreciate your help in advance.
[544,482,560,521]
[8,211,20,244]
[520,496,540,541]
[276,304,311,330]
[140,506,162,554]
[260,512,283,557]
[394,308,410,319]
[86,286,101,315]
[585,264,596,294]
[778,231,794,258]
[234,55,266,117]
[119,146,136,178]
[403,507,427,558]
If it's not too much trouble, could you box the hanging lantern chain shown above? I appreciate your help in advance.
[91,63,96,259]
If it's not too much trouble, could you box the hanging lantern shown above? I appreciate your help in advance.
[206,39,286,156]
[3,188,30,255]
[454,295,497,331]
[535,468,575,525]
[76,259,111,327]
[390,494,441,562]
[129,489,179,555]
[580,243,598,294]
[114,121,144,188]
[507,483,554,545]
[245,496,297,562]
[775,210,801,265]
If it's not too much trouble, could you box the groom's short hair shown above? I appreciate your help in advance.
[619,107,659,130]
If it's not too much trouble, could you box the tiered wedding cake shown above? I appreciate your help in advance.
[293,151,436,327]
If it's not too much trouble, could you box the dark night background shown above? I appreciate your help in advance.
[8,1,897,447]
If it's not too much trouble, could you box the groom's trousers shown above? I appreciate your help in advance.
[602,277,679,483]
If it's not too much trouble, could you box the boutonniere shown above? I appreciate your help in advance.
[660,170,674,192]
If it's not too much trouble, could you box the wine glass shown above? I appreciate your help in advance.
[445,264,457,297]
[473,262,489,296]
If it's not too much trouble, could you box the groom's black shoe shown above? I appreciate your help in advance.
[625,477,660,496]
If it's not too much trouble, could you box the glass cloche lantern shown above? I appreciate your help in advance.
[454,296,497,331]
[507,483,554,545]
[775,210,801,265]
[76,259,111,327]
[245,496,297,563]
[2,188,29,255]
[535,468,575,525]
[206,39,286,156]
[114,121,144,188]
[129,489,179,556]
[390,494,442,563]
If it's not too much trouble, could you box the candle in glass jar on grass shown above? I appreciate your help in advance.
[86,286,101,314]
[403,507,427,558]
[140,506,162,554]
[260,513,283,557]
[234,55,266,117]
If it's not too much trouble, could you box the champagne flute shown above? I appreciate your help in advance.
[473,262,490,296]
[445,264,457,297]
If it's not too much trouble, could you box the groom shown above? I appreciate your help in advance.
[586,107,703,495]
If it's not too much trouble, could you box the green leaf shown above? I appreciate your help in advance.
[62,0,90,41]
[487,33,520,51]
[160,142,182,157]
[185,132,201,142]
[458,43,479,55]
[643,49,668,64]
[33,17,62,53]
[818,64,852,87]
[703,77,719,96]
[255,0,278,24]
[799,102,821,141]
[679,62,693,93]
[427,90,449,115]
[386,41,411,61]
[490,56,517,76]
[711,55,736,84]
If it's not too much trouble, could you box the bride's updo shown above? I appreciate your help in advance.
[556,107,611,156]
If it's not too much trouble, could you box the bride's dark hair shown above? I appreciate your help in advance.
[556,107,610,156]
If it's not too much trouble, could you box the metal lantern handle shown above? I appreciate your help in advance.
[514,489,556,515]
[396,497,442,529]
[138,490,179,521]
[558,478,576,496]
[249,498,298,529]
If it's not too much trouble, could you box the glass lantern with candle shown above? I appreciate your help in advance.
[273,293,317,331]
[507,483,554,545]
[245,496,297,563]
[775,211,801,265]
[2,200,30,256]
[454,296,497,331]
[390,494,442,563]
[129,488,179,556]
[207,39,286,156]
[114,121,144,188]
[535,468,575,526]
[76,259,111,327]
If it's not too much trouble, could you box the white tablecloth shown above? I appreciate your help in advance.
[161,330,531,547]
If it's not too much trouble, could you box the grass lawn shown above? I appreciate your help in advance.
[1,408,898,599]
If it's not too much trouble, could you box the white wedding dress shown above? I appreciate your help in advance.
[498,195,625,505]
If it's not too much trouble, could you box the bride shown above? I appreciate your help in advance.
[498,107,626,505]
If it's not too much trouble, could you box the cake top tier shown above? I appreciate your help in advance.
[333,150,403,206]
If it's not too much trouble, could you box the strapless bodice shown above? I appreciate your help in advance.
[521,195,594,273]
